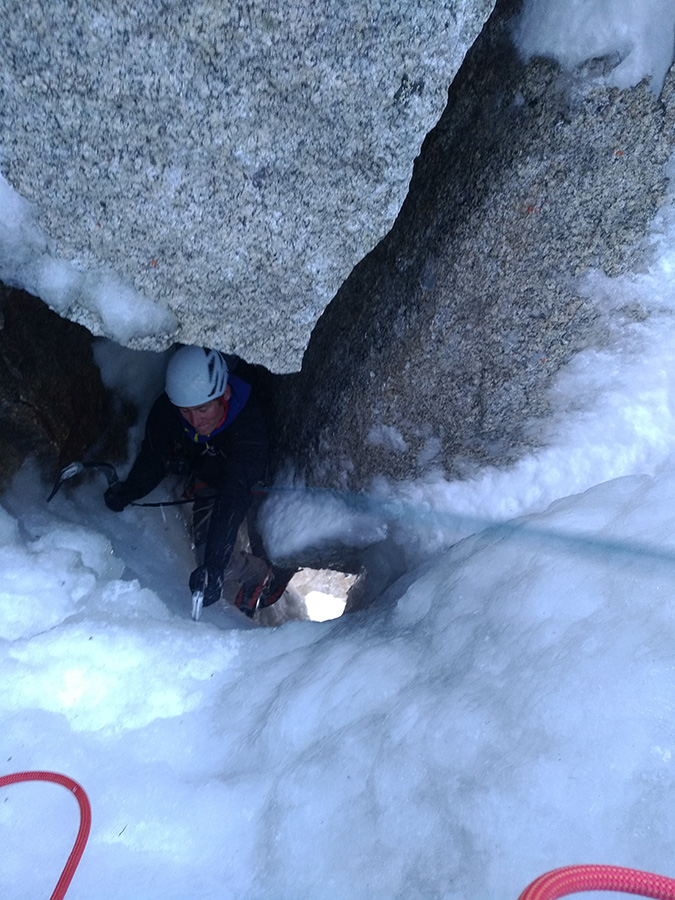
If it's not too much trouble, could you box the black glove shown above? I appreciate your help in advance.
[189,565,224,607]
[104,482,131,512]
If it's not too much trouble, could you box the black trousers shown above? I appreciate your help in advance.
[192,489,269,584]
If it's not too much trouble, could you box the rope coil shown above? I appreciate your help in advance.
[0,770,91,900]
[518,865,675,900]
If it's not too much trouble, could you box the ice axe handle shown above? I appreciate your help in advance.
[191,568,208,622]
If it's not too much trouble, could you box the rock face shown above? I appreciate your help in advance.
[277,0,675,487]
[0,285,114,492]
[0,0,495,371]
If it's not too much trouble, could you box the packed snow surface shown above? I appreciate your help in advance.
[3,2,675,899]
[6,428,675,899]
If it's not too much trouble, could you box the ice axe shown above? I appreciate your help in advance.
[190,566,208,622]
[47,460,194,507]
[47,461,120,502]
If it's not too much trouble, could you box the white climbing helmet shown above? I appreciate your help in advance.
[165,346,229,407]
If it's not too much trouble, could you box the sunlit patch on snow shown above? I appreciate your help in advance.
[303,590,347,621]
[287,568,355,622]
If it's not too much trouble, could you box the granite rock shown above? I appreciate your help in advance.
[0,284,114,492]
[0,0,495,371]
[276,0,674,487]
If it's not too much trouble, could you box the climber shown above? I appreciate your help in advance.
[103,345,296,617]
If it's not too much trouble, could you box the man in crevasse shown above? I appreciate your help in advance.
[104,345,295,617]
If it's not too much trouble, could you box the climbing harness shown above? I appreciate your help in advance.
[518,864,675,900]
[0,770,91,900]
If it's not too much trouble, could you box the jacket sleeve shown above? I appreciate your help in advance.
[119,396,176,502]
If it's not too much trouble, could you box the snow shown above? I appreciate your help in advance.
[0,174,176,345]
[514,0,675,95]
[368,424,409,453]
[2,3,675,899]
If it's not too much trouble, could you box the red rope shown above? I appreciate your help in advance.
[519,865,675,900]
[6,774,675,900]
[0,770,91,900]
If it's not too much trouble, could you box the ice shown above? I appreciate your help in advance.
[92,341,170,458]
[260,481,388,559]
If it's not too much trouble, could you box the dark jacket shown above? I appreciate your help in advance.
[120,370,269,572]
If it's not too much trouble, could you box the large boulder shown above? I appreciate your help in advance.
[0,0,495,372]
[277,1,675,486]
